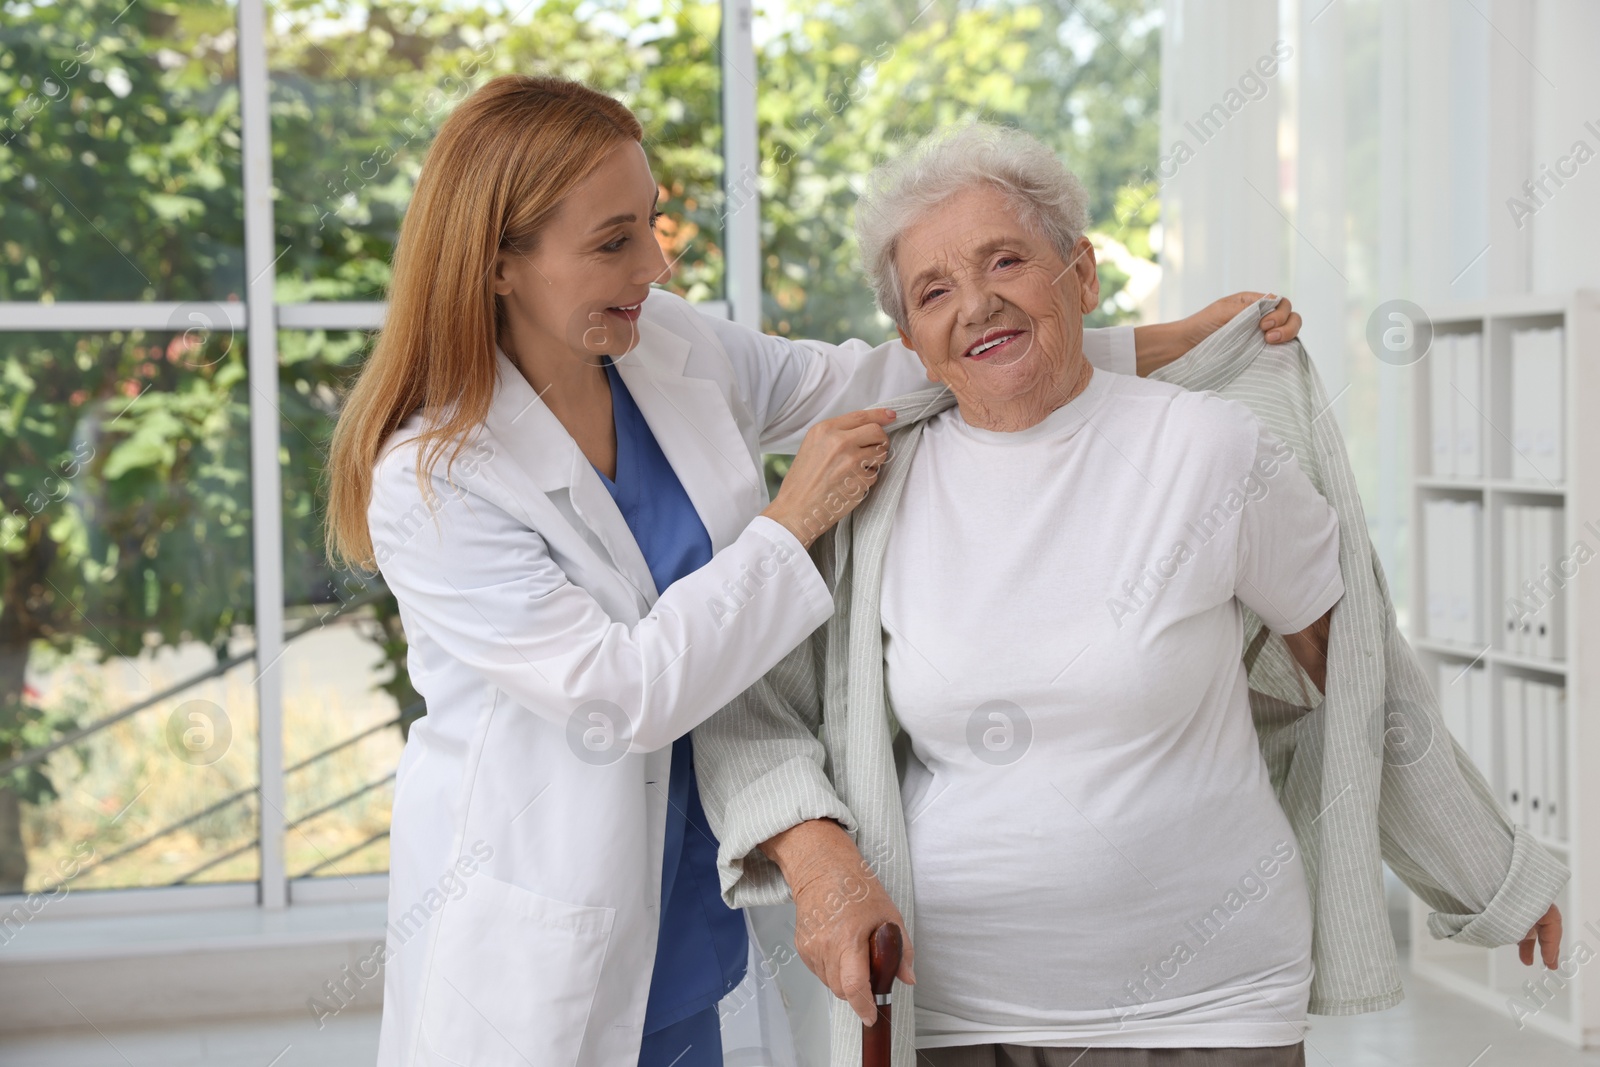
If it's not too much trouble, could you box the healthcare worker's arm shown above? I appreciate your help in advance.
[654,290,1131,454]
[1133,291,1302,376]
[653,288,1301,454]
[369,441,841,755]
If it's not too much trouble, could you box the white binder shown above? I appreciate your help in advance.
[1431,334,1456,478]
[1531,507,1554,659]
[1501,675,1527,827]
[1468,664,1494,783]
[1518,505,1536,654]
[1512,329,1537,481]
[1501,505,1521,653]
[1447,500,1467,643]
[1552,506,1567,661]
[1534,328,1565,483]
[1528,507,1547,659]
[1454,333,1482,478]
[1463,499,1482,644]
[1437,661,1468,748]
[1425,499,1450,640]
[1548,687,1568,841]
[1540,505,1564,661]
[1526,680,1546,835]
[1512,328,1565,483]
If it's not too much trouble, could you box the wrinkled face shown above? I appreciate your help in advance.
[492,139,669,362]
[895,184,1099,415]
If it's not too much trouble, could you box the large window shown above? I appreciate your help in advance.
[1,0,1162,907]
[0,0,727,905]
[1,327,259,893]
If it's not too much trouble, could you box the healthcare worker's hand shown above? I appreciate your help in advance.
[759,817,916,1024]
[763,408,897,549]
[1133,292,1302,376]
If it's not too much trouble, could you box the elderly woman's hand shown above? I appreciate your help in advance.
[759,818,916,1024]
[1134,292,1303,376]
[1521,904,1564,969]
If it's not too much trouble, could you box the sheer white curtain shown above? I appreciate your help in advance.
[1157,0,1600,620]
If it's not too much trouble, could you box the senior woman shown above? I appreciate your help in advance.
[693,123,1568,1067]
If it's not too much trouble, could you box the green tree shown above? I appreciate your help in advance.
[753,0,1161,342]
[0,0,251,890]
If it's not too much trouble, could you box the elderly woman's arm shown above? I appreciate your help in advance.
[1283,605,1334,694]
[692,615,916,1025]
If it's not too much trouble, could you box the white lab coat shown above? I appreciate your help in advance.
[368,287,1132,1066]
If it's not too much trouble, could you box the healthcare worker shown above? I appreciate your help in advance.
[322,74,1302,1067]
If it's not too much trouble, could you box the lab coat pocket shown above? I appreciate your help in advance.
[419,874,616,1066]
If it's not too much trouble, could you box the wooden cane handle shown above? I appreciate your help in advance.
[862,922,902,1067]
[869,922,902,994]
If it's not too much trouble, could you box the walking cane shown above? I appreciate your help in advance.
[862,921,902,1067]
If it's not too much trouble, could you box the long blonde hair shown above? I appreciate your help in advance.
[324,75,643,572]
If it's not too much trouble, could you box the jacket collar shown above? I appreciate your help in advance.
[480,307,763,606]
[1149,295,1276,393]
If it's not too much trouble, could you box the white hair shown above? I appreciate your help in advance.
[853,123,1091,331]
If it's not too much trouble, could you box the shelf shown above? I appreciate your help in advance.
[1426,292,1575,322]
[1492,649,1568,674]
[1411,636,1490,661]
[1414,479,1568,493]
[1416,477,1487,492]
[1488,479,1568,495]
[1408,290,1596,1046]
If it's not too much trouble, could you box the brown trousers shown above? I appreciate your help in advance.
[916,1042,1306,1067]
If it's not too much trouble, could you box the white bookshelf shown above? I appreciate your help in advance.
[1406,290,1600,1045]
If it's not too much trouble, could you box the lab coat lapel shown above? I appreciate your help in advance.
[612,326,767,555]
[483,347,660,609]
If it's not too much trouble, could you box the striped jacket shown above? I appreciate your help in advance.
[692,297,1569,1067]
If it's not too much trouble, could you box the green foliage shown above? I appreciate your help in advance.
[0,0,1159,888]
[0,327,249,834]
[0,0,244,301]
[2,3,255,827]
[752,0,1161,340]
[267,0,728,303]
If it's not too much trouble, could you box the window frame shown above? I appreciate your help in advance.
[0,0,761,917]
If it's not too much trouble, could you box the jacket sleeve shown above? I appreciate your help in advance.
[368,440,834,754]
[1226,330,1568,954]
[1369,554,1570,949]
[692,535,859,908]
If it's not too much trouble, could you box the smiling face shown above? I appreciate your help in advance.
[895,183,1100,427]
[491,139,669,363]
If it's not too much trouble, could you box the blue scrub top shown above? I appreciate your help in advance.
[591,357,750,1036]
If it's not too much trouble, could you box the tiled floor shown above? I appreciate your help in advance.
[1306,962,1597,1066]
[5,960,1598,1066]
[0,1005,376,1067]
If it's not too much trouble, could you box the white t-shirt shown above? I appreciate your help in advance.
[880,365,1344,1049]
